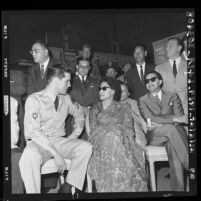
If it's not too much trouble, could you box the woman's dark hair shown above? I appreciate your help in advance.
[100,76,121,101]
[118,80,131,94]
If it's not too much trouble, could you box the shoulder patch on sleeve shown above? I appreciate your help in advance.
[32,112,38,120]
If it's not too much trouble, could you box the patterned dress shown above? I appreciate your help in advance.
[88,101,148,192]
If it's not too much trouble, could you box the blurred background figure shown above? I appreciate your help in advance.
[117,61,133,83]
[119,82,147,150]
[10,66,27,151]
[80,44,101,79]
[10,96,24,194]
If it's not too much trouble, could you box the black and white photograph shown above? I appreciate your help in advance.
[2,9,196,200]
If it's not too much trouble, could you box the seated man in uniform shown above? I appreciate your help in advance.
[138,70,188,191]
[19,66,92,194]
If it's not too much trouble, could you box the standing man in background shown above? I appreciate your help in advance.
[155,37,188,115]
[126,44,154,101]
[80,44,101,79]
[69,57,100,140]
[27,40,57,95]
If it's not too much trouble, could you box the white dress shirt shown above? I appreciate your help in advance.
[136,62,145,79]
[76,72,87,82]
[169,57,181,72]
[152,90,162,101]
[40,57,50,72]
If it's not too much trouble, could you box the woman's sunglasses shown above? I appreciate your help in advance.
[144,77,158,84]
[99,86,111,91]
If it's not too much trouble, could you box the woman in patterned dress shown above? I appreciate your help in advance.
[87,77,148,192]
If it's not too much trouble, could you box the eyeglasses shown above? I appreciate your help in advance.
[79,65,90,69]
[144,77,158,84]
[30,49,45,55]
[99,86,111,91]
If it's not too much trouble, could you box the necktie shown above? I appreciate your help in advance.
[40,64,45,78]
[82,76,86,87]
[155,94,161,105]
[140,66,144,82]
[173,61,177,78]
[54,96,59,111]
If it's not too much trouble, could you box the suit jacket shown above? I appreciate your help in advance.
[126,63,154,100]
[27,59,56,96]
[70,74,100,107]
[138,90,184,124]
[155,58,187,115]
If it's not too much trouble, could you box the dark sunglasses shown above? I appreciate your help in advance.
[144,77,158,84]
[99,86,111,91]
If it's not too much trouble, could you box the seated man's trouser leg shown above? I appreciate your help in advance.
[146,124,188,191]
[11,148,24,194]
[19,138,92,193]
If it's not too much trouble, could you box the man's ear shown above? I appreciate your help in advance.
[178,45,182,54]
[76,65,79,71]
[44,49,49,56]
[144,50,147,57]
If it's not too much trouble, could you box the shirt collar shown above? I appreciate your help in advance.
[152,90,162,101]
[44,89,58,103]
[76,72,87,81]
[169,56,181,67]
[40,57,50,72]
[136,62,145,69]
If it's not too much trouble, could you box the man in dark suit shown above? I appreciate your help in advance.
[138,70,188,191]
[126,44,154,100]
[27,40,57,95]
[69,57,100,139]
[71,57,100,113]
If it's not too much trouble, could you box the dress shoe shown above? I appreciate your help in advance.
[58,182,72,193]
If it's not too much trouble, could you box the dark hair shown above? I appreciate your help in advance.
[133,44,147,53]
[168,37,184,55]
[46,65,72,84]
[144,70,163,88]
[82,44,93,60]
[100,76,121,101]
[82,44,92,50]
[76,56,91,66]
[33,40,53,58]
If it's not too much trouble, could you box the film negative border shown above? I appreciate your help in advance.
[186,10,197,194]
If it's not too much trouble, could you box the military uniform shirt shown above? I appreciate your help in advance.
[24,89,85,155]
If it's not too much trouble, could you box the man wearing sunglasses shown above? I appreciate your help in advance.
[138,71,188,191]
[27,40,57,96]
